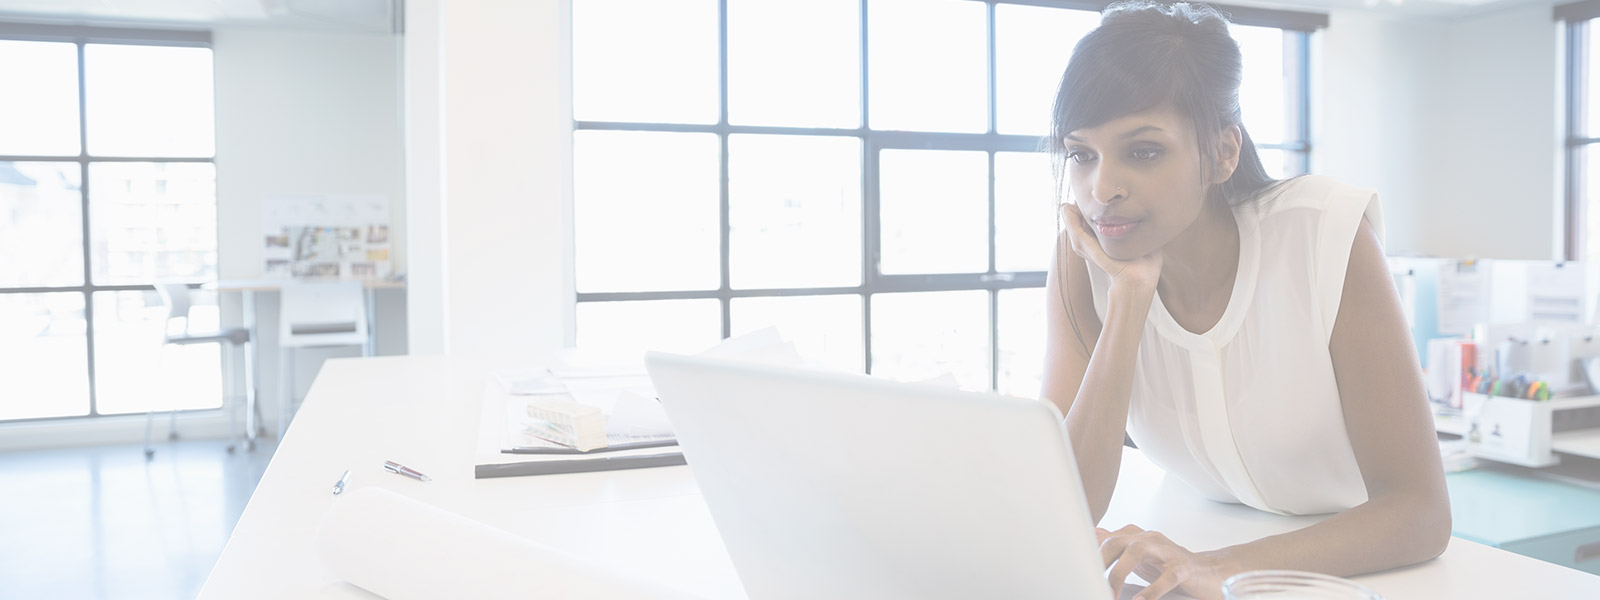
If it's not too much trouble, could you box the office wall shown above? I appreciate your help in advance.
[1424,4,1563,261]
[214,28,407,284]
[1315,3,1562,260]
[403,0,576,363]
[1313,10,1441,256]
[214,28,408,432]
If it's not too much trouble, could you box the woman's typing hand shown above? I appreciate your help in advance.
[1096,525,1243,600]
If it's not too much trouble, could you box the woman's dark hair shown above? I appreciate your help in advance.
[1048,1,1286,356]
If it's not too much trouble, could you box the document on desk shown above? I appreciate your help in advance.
[317,487,704,600]
[503,392,677,454]
[476,328,810,478]
[475,382,686,479]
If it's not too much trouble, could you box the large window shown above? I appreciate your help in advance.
[0,26,218,421]
[572,0,1318,396]
[1562,5,1600,261]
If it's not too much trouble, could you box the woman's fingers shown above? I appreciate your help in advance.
[1105,538,1148,600]
[1099,535,1130,570]
[1099,524,1154,600]
[1060,203,1109,265]
[1063,202,1142,283]
[1098,524,1144,567]
[1061,202,1164,293]
[1133,568,1184,600]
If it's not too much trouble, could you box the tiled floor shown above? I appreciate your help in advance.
[0,437,277,600]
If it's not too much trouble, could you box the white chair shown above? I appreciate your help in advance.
[145,282,259,459]
[277,281,368,440]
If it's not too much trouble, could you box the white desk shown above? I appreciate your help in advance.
[199,356,1600,599]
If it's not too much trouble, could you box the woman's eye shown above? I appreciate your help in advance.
[1068,150,1096,164]
[1130,147,1162,161]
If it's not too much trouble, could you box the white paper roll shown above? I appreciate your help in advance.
[315,487,703,600]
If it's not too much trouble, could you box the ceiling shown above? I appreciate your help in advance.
[0,0,398,33]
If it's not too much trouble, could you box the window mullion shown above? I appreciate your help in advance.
[860,0,874,374]
[75,41,103,417]
[1567,21,1589,260]
[717,0,732,339]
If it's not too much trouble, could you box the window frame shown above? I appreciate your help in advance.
[1553,0,1600,261]
[0,22,217,423]
[1563,12,1593,261]
[572,0,1322,390]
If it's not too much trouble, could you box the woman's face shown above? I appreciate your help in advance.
[1063,105,1213,261]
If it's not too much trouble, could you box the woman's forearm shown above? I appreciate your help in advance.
[1204,490,1453,578]
[1066,283,1155,524]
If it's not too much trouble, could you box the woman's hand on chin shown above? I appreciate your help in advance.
[1096,524,1243,600]
[1063,203,1163,295]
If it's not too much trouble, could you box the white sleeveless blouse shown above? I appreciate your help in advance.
[1084,174,1382,516]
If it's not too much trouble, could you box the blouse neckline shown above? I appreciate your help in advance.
[1148,204,1261,352]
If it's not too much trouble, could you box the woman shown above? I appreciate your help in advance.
[1042,3,1451,599]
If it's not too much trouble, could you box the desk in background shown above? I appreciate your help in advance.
[1448,465,1600,575]
[201,278,404,445]
[199,356,1600,599]
[205,278,404,356]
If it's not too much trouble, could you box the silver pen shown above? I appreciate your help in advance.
[383,460,432,482]
[332,469,352,495]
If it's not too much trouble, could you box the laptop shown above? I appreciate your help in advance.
[644,352,1129,600]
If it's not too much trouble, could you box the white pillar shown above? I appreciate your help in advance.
[405,0,576,360]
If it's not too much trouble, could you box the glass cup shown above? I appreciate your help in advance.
[1222,570,1384,600]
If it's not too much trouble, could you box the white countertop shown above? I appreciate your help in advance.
[199,355,1600,599]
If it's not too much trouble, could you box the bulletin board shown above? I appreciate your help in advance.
[262,195,392,279]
